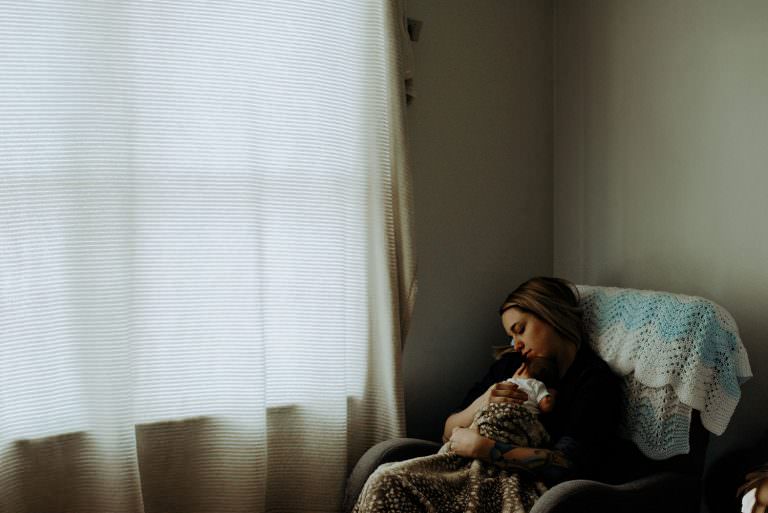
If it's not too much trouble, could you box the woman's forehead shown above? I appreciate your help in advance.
[501,308,528,324]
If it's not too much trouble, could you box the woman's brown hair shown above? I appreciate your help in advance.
[494,276,584,359]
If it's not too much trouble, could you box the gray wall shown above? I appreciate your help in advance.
[554,0,768,470]
[403,0,554,441]
[404,0,767,478]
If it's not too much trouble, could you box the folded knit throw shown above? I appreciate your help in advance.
[577,285,752,460]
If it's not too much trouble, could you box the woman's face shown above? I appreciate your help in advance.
[500,307,563,361]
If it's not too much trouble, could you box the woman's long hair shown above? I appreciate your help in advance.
[494,276,584,359]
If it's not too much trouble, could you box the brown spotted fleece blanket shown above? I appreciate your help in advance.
[353,403,550,513]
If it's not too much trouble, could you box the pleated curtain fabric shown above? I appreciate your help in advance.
[0,1,415,512]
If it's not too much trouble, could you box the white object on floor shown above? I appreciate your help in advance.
[742,487,757,513]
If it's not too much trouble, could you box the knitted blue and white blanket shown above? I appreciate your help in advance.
[577,285,752,460]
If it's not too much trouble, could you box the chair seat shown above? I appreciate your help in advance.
[343,437,703,513]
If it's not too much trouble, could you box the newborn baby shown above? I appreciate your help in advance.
[441,356,557,454]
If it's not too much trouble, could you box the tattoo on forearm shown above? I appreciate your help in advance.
[488,443,572,482]
[489,442,515,464]
[519,449,570,469]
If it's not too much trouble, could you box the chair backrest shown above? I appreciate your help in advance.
[576,285,751,481]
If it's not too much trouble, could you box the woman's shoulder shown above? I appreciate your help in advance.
[568,345,620,386]
[577,344,611,369]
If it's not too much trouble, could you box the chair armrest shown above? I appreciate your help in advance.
[342,438,440,513]
[530,471,700,513]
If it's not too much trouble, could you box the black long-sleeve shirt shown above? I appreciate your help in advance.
[459,345,622,482]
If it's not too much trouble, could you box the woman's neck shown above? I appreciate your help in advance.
[556,340,579,378]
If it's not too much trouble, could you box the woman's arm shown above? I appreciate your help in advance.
[486,444,573,483]
[448,428,575,483]
[443,394,485,442]
[443,382,527,442]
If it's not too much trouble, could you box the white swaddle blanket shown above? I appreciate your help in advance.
[577,285,752,460]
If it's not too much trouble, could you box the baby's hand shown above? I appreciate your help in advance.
[539,394,556,414]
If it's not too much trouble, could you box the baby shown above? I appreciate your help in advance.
[441,356,557,454]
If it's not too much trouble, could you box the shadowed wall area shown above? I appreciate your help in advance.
[403,5,767,508]
[554,0,768,472]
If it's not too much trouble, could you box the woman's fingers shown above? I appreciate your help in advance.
[489,382,527,403]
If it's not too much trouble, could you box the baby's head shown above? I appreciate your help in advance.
[521,356,558,387]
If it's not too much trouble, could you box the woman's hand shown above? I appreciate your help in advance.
[487,381,527,405]
[447,427,492,459]
[443,381,527,442]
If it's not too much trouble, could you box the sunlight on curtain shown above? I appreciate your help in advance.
[0,1,414,512]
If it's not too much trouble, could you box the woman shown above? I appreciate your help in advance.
[353,277,621,513]
[446,276,621,483]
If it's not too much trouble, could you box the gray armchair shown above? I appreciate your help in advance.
[344,285,751,512]
[342,412,708,513]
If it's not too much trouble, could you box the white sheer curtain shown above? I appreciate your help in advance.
[0,2,414,512]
